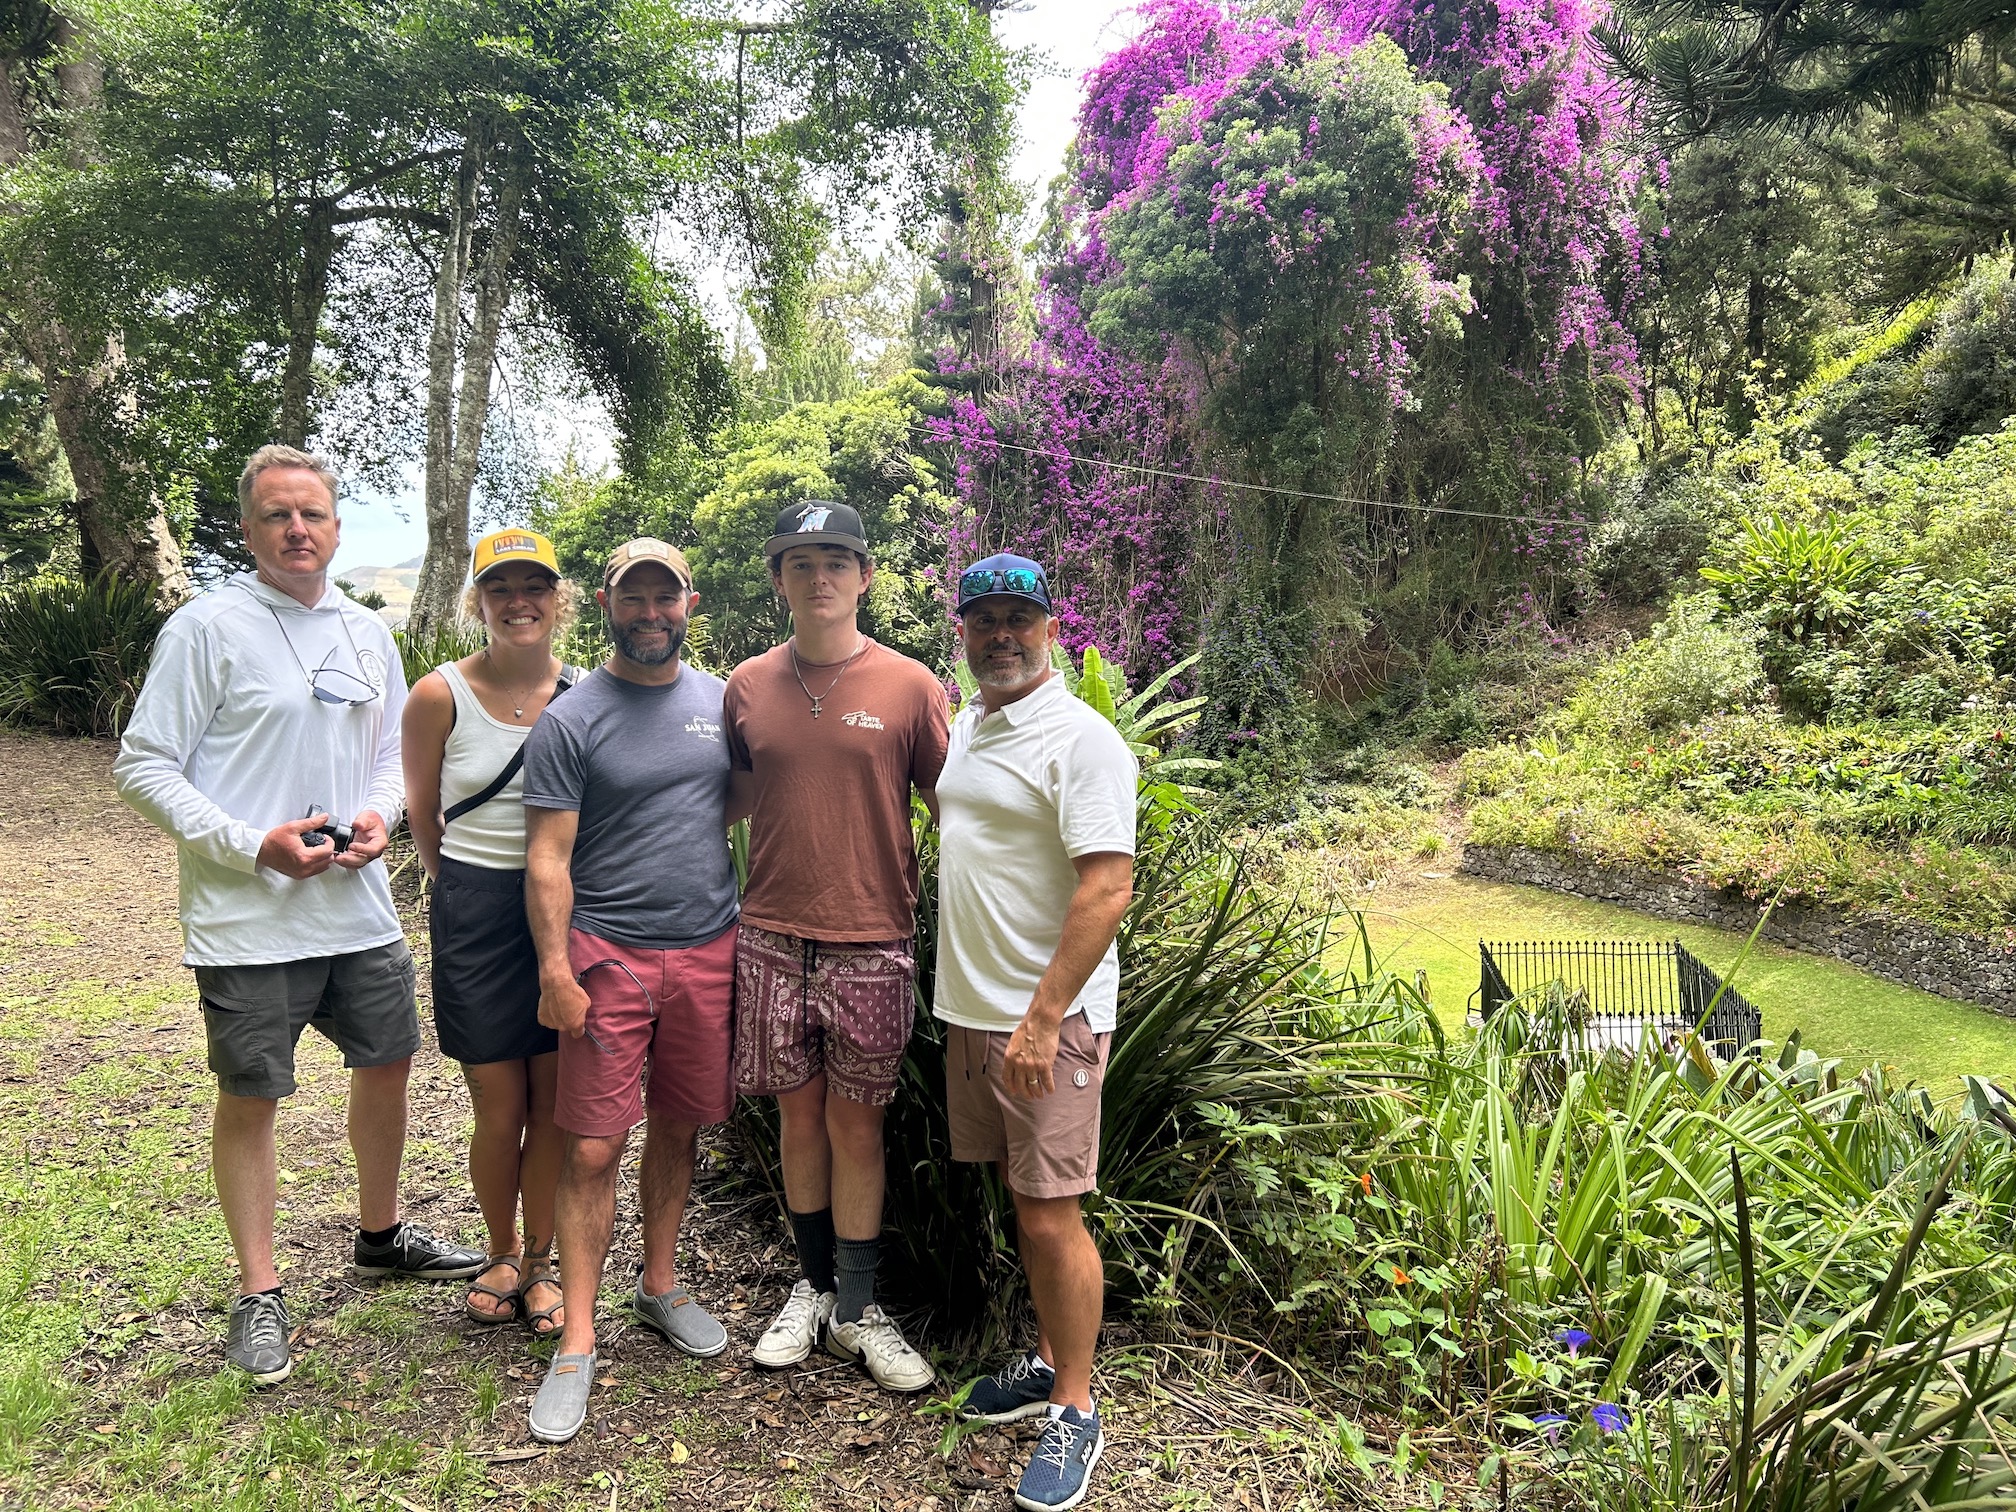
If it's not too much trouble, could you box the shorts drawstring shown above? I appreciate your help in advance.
[801,936,822,1058]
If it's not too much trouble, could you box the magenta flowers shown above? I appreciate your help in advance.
[927,0,1646,683]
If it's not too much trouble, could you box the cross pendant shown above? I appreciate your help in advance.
[810,700,822,718]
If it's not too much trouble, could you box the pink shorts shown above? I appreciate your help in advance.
[556,924,737,1137]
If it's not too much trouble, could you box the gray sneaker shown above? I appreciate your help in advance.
[630,1279,728,1358]
[528,1350,598,1444]
[224,1291,292,1385]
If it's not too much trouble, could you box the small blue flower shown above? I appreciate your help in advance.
[1531,1412,1571,1443]
[1592,1402,1631,1434]
[1554,1327,1593,1356]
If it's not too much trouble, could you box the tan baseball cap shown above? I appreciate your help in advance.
[602,537,692,591]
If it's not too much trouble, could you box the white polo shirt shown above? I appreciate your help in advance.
[933,671,1139,1033]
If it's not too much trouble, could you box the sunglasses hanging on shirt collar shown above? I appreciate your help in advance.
[255,595,381,707]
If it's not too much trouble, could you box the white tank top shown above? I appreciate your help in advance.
[435,661,549,870]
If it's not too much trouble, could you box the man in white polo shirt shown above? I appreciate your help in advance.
[934,553,1137,1512]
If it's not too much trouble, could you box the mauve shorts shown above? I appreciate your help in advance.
[555,923,738,1137]
[944,1013,1111,1199]
[428,857,558,1066]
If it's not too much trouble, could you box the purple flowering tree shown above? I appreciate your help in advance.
[931,0,1645,714]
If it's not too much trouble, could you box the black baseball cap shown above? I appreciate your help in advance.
[763,500,870,560]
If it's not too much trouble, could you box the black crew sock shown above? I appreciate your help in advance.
[358,1223,401,1247]
[834,1236,879,1326]
[788,1207,837,1296]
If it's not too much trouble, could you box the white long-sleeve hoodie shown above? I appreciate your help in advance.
[114,572,409,966]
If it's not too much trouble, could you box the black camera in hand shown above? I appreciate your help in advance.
[302,809,354,854]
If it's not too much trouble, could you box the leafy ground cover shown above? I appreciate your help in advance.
[1362,872,2016,1095]
[0,731,1392,1511]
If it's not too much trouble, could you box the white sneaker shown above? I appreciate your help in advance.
[752,1280,836,1368]
[825,1303,937,1392]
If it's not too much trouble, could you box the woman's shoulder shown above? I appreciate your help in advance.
[403,663,457,728]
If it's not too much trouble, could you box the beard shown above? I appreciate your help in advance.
[614,618,685,667]
[969,639,1043,690]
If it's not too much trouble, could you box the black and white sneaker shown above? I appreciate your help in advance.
[960,1350,1057,1423]
[352,1222,487,1279]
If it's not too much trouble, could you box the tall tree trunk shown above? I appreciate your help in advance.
[408,132,526,639]
[0,29,189,602]
[277,203,337,447]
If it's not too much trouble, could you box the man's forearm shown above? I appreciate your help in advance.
[1027,877,1132,1023]
[525,863,576,985]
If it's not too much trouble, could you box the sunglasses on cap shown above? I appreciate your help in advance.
[958,565,1048,600]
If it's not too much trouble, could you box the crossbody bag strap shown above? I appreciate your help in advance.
[441,671,579,827]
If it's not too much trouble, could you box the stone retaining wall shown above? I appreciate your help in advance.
[1460,843,2016,1017]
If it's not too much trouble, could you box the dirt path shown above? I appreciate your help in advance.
[0,731,1348,1511]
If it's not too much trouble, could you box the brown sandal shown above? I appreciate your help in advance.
[463,1254,523,1325]
[522,1250,564,1340]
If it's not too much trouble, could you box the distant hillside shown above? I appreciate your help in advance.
[335,555,422,625]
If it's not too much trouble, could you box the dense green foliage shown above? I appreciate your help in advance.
[877,755,2016,1502]
[1454,391,2016,938]
[535,373,954,666]
[0,575,167,737]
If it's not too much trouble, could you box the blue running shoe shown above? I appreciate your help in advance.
[1014,1405,1104,1512]
[959,1350,1055,1423]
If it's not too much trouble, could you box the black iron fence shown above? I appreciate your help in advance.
[1478,938,1762,1055]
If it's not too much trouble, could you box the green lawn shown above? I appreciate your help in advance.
[1358,874,2016,1097]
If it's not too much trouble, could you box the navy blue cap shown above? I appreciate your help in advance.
[955,553,1053,614]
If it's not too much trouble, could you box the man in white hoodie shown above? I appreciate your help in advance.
[116,445,482,1387]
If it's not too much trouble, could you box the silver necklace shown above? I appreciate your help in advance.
[790,637,865,719]
[483,648,553,720]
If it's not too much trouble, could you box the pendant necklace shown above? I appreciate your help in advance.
[484,648,550,720]
[791,637,865,719]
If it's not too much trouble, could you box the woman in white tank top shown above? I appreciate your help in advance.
[402,528,582,1340]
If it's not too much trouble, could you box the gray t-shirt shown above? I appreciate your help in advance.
[521,665,738,950]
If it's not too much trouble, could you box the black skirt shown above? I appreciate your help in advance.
[429,857,559,1065]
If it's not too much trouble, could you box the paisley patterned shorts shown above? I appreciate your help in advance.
[732,925,916,1106]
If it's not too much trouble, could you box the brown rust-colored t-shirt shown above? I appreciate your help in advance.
[724,638,950,943]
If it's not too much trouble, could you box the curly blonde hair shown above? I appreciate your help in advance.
[461,572,580,639]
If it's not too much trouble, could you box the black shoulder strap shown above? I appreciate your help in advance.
[442,673,577,827]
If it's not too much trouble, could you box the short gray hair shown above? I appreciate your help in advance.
[238,444,339,518]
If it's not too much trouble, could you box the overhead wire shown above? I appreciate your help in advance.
[729,383,1571,528]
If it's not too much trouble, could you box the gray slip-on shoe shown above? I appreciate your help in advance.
[630,1279,728,1358]
[528,1350,597,1444]
[224,1290,293,1386]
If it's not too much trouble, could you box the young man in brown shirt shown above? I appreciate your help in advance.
[725,501,950,1391]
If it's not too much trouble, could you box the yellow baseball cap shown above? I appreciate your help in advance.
[602,537,692,591]
[470,528,562,582]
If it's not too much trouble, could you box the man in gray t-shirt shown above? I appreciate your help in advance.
[520,538,745,1445]
[522,665,738,948]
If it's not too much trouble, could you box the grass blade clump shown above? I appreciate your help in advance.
[0,574,169,737]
